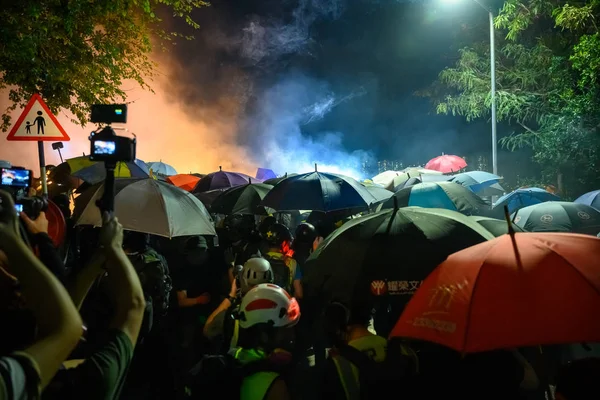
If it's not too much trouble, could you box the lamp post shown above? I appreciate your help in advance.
[443,0,497,175]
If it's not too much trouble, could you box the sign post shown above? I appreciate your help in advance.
[6,94,70,197]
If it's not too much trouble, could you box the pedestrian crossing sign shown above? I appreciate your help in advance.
[6,94,70,141]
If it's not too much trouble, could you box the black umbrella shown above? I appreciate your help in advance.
[512,201,600,235]
[211,183,273,215]
[261,170,379,212]
[470,215,525,237]
[264,173,299,186]
[303,206,494,334]
[194,189,227,211]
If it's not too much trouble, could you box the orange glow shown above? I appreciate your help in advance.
[0,55,257,177]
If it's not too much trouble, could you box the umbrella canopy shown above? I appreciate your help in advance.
[425,154,467,173]
[401,167,444,176]
[194,189,227,211]
[470,216,525,237]
[303,207,494,321]
[66,156,150,185]
[361,183,393,204]
[372,171,401,188]
[166,174,201,192]
[512,201,600,235]
[264,173,298,186]
[493,187,560,214]
[74,178,215,238]
[261,171,379,212]
[147,161,177,176]
[450,171,503,196]
[392,232,600,352]
[574,190,600,211]
[211,183,273,215]
[380,182,490,216]
[193,167,259,193]
[256,168,277,181]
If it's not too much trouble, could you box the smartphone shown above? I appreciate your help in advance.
[0,168,32,189]
[14,204,23,215]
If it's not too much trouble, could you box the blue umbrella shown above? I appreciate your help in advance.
[147,161,177,176]
[256,168,277,181]
[575,190,600,211]
[260,170,379,212]
[451,171,502,195]
[493,187,560,214]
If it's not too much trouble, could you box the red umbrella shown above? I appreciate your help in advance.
[167,174,201,192]
[391,232,600,353]
[425,154,467,173]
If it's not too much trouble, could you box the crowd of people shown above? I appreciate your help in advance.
[1,176,599,400]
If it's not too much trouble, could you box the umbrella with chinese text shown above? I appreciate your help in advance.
[303,206,494,335]
[391,232,600,353]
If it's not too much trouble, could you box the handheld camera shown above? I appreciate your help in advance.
[89,104,136,214]
[0,167,47,219]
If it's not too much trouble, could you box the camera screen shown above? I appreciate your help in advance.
[1,168,30,187]
[14,204,23,213]
[94,140,116,155]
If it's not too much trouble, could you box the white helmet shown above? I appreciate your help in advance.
[240,257,274,294]
[238,283,300,329]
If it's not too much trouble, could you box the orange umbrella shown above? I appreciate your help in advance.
[167,174,201,192]
[391,232,600,353]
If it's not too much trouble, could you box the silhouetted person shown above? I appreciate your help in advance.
[34,111,45,135]
[26,121,32,134]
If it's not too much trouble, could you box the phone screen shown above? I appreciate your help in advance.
[14,204,23,214]
[1,168,31,188]
[93,140,117,155]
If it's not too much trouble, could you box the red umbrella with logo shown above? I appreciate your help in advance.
[391,232,600,352]
[425,154,467,174]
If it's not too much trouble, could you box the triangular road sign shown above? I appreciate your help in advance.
[6,94,70,142]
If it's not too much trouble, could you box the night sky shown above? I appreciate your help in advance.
[164,0,511,171]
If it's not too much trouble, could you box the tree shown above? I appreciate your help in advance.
[0,0,209,131]
[422,0,600,197]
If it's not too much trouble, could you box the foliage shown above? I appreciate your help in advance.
[423,0,600,197]
[0,0,209,131]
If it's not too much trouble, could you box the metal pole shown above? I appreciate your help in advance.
[489,10,498,175]
[37,141,48,197]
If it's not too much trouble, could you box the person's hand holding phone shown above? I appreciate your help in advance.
[99,212,124,252]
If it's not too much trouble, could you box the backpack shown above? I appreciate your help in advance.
[264,252,292,292]
[335,343,412,399]
[131,248,173,324]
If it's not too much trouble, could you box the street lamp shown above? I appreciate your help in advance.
[442,0,498,176]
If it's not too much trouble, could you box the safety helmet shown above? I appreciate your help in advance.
[240,257,274,294]
[264,223,292,247]
[294,222,317,245]
[238,283,300,329]
[258,216,277,239]
[223,214,255,242]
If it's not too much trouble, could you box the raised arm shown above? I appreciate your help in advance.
[0,190,82,389]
